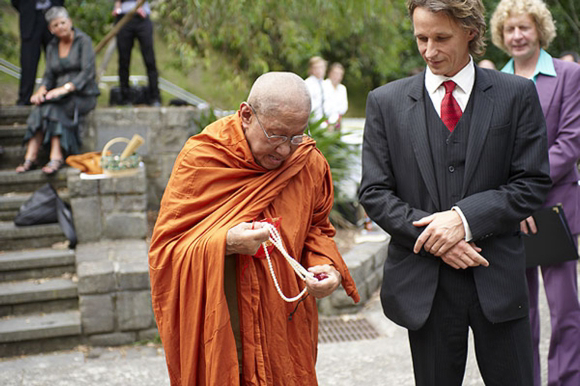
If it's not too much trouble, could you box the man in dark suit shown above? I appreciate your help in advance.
[358,0,551,385]
[11,0,65,106]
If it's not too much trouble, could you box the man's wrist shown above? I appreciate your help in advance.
[452,206,472,241]
[63,82,73,92]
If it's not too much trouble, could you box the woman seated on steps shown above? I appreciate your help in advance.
[16,6,99,175]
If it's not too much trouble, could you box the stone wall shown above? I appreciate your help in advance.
[75,239,156,346]
[67,167,155,345]
[68,167,148,243]
[81,106,203,207]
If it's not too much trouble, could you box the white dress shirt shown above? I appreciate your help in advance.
[424,56,476,241]
[304,75,326,122]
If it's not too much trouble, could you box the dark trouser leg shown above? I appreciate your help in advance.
[408,265,471,386]
[135,16,160,102]
[527,266,543,386]
[18,11,50,105]
[470,298,534,385]
[409,264,534,386]
[116,18,135,102]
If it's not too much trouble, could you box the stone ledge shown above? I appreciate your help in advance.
[76,240,150,294]
[75,240,155,340]
[317,232,390,315]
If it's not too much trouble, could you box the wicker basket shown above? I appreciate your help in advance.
[100,136,143,177]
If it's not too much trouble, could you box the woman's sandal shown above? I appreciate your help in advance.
[15,159,38,173]
[42,158,65,175]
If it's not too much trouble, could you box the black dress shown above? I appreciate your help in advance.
[23,27,100,155]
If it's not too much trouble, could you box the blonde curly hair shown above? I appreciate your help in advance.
[490,0,556,53]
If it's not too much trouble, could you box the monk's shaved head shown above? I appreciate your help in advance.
[247,72,311,118]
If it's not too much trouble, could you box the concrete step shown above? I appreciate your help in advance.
[0,145,51,171]
[0,277,77,306]
[0,169,67,194]
[0,190,70,222]
[1,146,50,170]
[0,124,27,146]
[0,125,52,169]
[0,144,26,170]
[0,276,78,318]
[0,310,81,344]
[0,248,75,282]
[0,221,66,251]
[0,106,31,126]
[0,247,75,274]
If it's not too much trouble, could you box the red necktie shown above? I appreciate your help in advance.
[441,81,462,132]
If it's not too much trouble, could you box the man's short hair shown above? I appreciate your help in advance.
[490,0,556,54]
[308,56,327,70]
[406,0,487,58]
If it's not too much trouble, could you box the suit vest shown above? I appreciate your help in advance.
[424,89,476,211]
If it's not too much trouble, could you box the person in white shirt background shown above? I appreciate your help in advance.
[304,56,327,124]
[323,62,348,132]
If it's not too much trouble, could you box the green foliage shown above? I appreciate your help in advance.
[541,0,579,57]
[155,0,418,109]
[193,107,219,136]
[154,0,578,112]
[0,1,18,59]
[308,118,360,202]
[67,2,114,43]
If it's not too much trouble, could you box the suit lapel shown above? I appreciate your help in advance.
[462,67,493,195]
[408,73,440,208]
[535,60,558,117]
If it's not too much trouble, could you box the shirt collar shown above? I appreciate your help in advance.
[425,56,475,96]
[501,49,556,82]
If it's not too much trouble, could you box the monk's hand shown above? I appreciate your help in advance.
[413,210,465,256]
[225,222,270,256]
[304,265,341,298]
[440,240,489,269]
[520,216,537,235]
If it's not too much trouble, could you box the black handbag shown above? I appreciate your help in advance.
[14,183,77,248]
[524,204,578,267]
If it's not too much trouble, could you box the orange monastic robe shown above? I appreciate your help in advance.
[149,113,360,385]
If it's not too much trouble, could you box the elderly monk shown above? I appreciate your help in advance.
[149,71,360,386]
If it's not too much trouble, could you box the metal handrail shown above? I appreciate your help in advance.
[99,75,210,109]
[0,57,236,114]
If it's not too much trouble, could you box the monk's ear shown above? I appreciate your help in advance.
[239,102,252,124]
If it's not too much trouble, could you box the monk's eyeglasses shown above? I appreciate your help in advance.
[248,103,310,146]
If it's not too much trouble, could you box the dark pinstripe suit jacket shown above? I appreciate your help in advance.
[359,66,552,330]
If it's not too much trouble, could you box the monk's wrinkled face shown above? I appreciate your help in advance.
[240,102,309,170]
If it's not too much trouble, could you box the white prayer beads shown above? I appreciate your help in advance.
[262,223,314,302]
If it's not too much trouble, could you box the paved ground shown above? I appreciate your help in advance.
[0,119,573,384]
[1,259,574,386]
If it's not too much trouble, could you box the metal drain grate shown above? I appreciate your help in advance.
[318,316,380,343]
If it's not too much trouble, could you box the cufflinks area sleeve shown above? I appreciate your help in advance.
[452,206,473,242]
